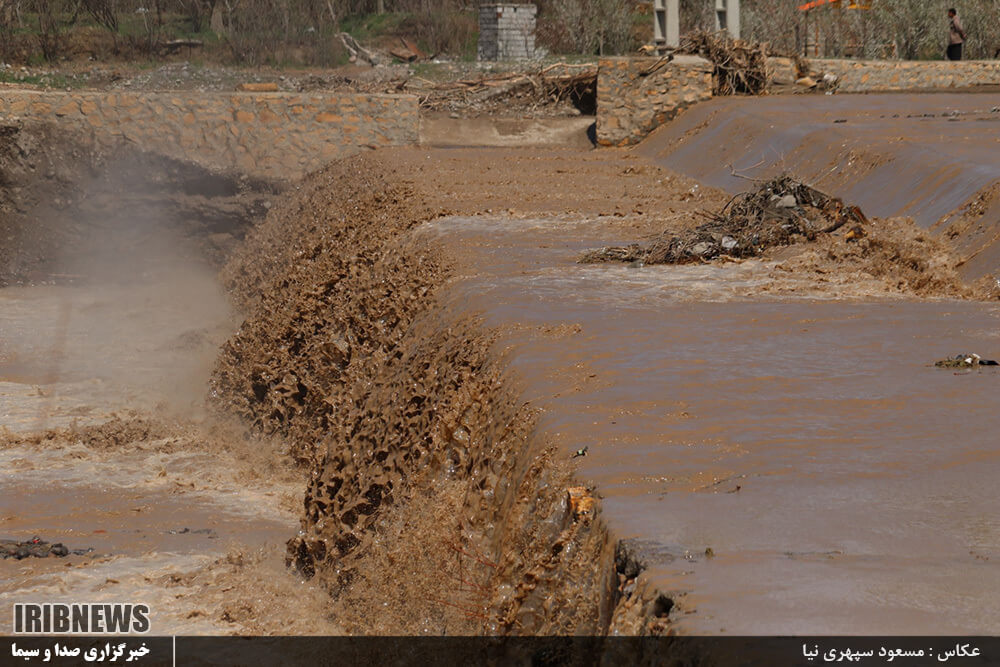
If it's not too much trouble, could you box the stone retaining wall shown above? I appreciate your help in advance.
[596,55,713,147]
[814,59,1000,92]
[600,56,1000,147]
[0,90,418,180]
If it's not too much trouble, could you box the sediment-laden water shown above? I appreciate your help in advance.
[3,103,1000,638]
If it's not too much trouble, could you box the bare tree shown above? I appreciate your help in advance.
[32,0,65,60]
[744,0,1000,60]
[550,0,633,55]
[82,0,118,32]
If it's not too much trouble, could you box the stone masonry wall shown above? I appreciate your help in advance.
[596,56,713,147]
[478,4,536,61]
[814,59,1000,92]
[0,90,418,180]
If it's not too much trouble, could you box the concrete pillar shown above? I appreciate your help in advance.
[714,0,741,39]
[653,0,680,48]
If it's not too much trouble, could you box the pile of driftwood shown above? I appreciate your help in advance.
[304,62,596,114]
[580,176,867,265]
[411,63,596,113]
[676,29,768,95]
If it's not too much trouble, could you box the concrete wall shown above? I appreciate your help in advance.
[815,59,1000,92]
[0,90,418,180]
[478,3,536,61]
[596,56,713,147]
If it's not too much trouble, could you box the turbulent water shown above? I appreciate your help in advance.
[3,101,1000,638]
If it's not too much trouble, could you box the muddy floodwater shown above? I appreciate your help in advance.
[3,103,1000,637]
[425,215,1000,635]
[0,273,310,634]
[0,272,230,430]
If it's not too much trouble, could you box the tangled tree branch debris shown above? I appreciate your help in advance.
[674,29,810,95]
[338,32,384,67]
[674,30,768,95]
[414,63,597,112]
[305,63,597,115]
[580,176,867,265]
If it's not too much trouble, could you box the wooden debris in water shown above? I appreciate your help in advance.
[580,175,867,265]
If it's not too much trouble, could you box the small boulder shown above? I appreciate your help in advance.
[691,241,714,256]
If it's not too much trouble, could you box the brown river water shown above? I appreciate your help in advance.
[4,213,997,635]
[423,214,1000,635]
[3,93,1000,636]
[0,271,312,634]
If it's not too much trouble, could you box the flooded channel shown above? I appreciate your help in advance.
[0,242,327,634]
[425,214,1000,634]
[3,107,999,637]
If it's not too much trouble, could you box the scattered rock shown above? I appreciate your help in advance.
[167,527,218,537]
[1,537,94,559]
[690,241,714,256]
[843,225,866,242]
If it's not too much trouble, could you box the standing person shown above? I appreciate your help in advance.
[947,8,967,61]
